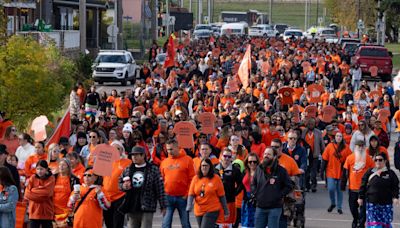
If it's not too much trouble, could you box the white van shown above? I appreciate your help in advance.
[221,23,248,36]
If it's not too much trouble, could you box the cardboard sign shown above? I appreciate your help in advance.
[278,87,295,105]
[322,105,337,123]
[198,112,217,134]
[369,66,378,77]
[307,84,325,103]
[226,79,239,93]
[92,144,120,176]
[173,121,197,148]
[31,115,49,142]
[305,105,318,119]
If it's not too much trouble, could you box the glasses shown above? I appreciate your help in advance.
[248,161,258,164]
[374,158,384,162]
[223,155,232,159]
[83,174,93,177]
[89,136,97,138]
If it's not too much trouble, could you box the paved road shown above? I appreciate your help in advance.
[98,83,400,228]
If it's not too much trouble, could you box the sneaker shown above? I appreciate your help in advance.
[338,209,343,214]
[327,205,336,212]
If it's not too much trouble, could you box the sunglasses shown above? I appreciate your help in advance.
[223,155,232,159]
[201,164,210,167]
[288,137,296,140]
[248,160,258,164]
[271,146,280,149]
[83,174,93,177]
[89,136,97,138]
[374,158,383,162]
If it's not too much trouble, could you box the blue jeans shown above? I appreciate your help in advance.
[327,178,343,209]
[255,207,282,228]
[162,195,191,228]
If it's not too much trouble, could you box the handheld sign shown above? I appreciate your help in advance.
[173,121,198,148]
[198,112,217,134]
[93,144,120,176]
[31,116,49,142]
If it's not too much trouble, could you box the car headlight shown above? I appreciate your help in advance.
[115,67,125,71]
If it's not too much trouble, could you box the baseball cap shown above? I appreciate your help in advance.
[130,146,145,155]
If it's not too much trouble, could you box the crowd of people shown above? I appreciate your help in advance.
[0,33,399,228]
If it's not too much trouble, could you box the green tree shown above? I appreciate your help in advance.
[0,36,74,129]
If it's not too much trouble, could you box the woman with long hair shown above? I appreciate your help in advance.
[24,160,55,228]
[366,135,389,161]
[0,126,19,155]
[0,166,19,228]
[67,167,110,228]
[53,159,80,227]
[187,158,229,228]
[241,153,260,228]
[228,135,248,161]
[15,133,35,169]
[47,143,61,174]
[321,132,352,214]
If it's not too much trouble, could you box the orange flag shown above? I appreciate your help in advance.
[163,35,175,68]
[46,109,70,147]
[238,44,251,89]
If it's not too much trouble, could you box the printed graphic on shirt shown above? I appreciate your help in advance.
[132,171,145,188]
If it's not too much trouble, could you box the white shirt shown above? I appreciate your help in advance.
[15,143,35,169]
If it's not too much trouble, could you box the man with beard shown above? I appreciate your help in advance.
[251,147,293,228]
[341,140,374,228]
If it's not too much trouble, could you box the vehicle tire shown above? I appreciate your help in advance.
[121,72,128,86]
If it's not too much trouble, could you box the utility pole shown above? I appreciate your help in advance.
[316,0,319,26]
[166,0,170,35]
[304,0,308,30]
[198,0,202,24]
[269,0,272,24]
[151,0,158,41]
[79,0,86,52]
[357,0,361,38]
[140,0,145,56]
[116,0,123,50]
[207,0,211,24]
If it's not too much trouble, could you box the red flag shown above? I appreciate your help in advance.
[163,35,176,68]
[238,44,251,89]
[46,109,70,147]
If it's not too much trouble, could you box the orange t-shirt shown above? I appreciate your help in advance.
[198,112,217,134]
[305,132,315,154]
[72,163,85,182]
[173,122,198,149]
[72,186,106,228]
[322,143,352,179]
[54,175,72,221]
[103,158,132,202]
[343,154,374,191]
[114,98,132,119]
[278,153,301,176]
[189,175,225,216]
[278,87,295,105]
[394,110,400,132]
[307,84,324,103]
[251,143,267,159]
[24,153,48,178]
[305,105,318,119]
[193,157,219,172]
[322,105,337,123]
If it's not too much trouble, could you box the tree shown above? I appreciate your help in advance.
[0,36,74,129]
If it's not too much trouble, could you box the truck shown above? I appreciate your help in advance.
[220,10,268,27]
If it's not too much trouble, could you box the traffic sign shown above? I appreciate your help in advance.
[169,16,176,26]
[357,20,364,30]
[107,25,119,36]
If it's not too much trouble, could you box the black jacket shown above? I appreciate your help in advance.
[394,141,400,171]
[215,163,243,203]
[251,162,293,209]
[359,168,399,205]
[4,162,20,195]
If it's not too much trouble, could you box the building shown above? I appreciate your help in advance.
[122,0,141,23]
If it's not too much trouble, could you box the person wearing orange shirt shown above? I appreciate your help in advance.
[193,143,219,171]
[0,112,13,140]
[82,130,100,167]
[321,132,352,214]
[186,158,229,227]
[24,141,48,178]
[113,91,132,122]
[47,143,61,174]
[341,140,374,228]
[366,136,390,161]
[66,152,85,181]
[0,125,19,155]
[271,139,302,177]
[250,132,267,159]
[24,160,55,228]
[68,167,110,228]
[53,158,80,226]
[103,141,132,228]
[160,139,196,228]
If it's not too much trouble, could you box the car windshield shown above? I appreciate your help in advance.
[196,25,211,30]
[344,43,358,52]
[96,55,127,63]
[321,30,335,35]
[276,25,287,30]
[285,31,303,37]
[250,27,262,30]
[359,48,389,57]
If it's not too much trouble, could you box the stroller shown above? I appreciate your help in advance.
[283,178,306,228]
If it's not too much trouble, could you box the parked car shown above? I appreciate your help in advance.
[283,29,304,40]
[193,29,213,40]
[339,38,360,46]
[221,23,249,36]
[194,24,212,31]
[249,24,278,37]
[342,42,359,64]
[353,45,393,81]
[92,50,139,86]
[316,28,338,43]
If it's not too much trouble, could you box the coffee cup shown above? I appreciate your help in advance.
[73,184,81,193]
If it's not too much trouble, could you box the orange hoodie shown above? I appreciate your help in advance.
[24,153,48,178]
[24,174,55,220]
[160,150,195,197]
[103,158,132,202]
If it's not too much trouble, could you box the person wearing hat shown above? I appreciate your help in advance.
[341,140,374,228]
[0,144,20,195]
[53,158,80,226]
[103,141,132,228]
[119,146,166,227]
